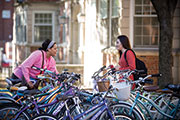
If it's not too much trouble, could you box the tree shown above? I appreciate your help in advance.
[151,0,178,88]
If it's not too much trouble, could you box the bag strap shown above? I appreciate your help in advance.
[124,49,136,66]
[40,50,44,74]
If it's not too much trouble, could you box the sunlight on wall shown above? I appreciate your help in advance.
[84,0,104,88]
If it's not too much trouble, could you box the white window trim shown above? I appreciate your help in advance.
[99,0,108,19]
[109,0,112,47]
[111,0,121,18]
[32,11,55,44]
[15,11,28,45]
[130,0,159,49]
[130,0,134,48]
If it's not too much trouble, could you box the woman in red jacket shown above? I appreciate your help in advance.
[115,35,136,89]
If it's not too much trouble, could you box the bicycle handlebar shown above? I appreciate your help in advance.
[32,66,55,74]
[151,73,162,77]
[92,65,106,78]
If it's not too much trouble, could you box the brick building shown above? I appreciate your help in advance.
[0,0,14,59]
[13,0,180,87]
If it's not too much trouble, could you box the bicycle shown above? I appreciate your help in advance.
[0,69,80,119]
[32,85,134,120]
[120,70,180,120]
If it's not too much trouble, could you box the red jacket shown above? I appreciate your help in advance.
[119,50,136,89]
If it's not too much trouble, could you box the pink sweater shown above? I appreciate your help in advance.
[14,50,58,82]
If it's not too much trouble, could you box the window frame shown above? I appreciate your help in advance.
[99,0,121,47]
[16,12,27,44]
[58,21,68,63]
[111,0,121,18]
[100,0,108,19]
[32,11,55,44]
[130,0,159,49]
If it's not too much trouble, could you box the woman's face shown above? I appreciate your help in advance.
[116,39,123,51]
[48,44,57,56]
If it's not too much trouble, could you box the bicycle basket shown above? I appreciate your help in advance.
[112,82,131,100]
[97,80,110,92]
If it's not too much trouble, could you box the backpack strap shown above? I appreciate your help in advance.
[124,49,136,66]
[40,50,44,74]
[31,50,44,74]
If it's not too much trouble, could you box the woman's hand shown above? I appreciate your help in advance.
[28,81,34,89]
[115,64,120,70]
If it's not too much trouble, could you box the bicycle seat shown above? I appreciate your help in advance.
[9,86,27,91]
[143,85,159,92]
[17,89,41,96]
[56,94,74,101]
[156,88,172,93]
[166,84,180,92]
[5,78,22,86]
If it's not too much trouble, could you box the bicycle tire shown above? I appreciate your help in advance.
[99,110,134,120]
[110,102,145,120]
[0,96,19,105]
[30,114,58,120]
[114,113,134,120]
[0,103,30,120]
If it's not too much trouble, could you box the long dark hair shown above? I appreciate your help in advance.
[39,39,56,51]
[117,35,131,57]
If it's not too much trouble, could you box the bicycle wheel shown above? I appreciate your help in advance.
[114,113,134,120]
[0,103,30,120]
[79,101,92,111]
[99,110,133,120]
[110,102,145,120]
[31,114,58,120]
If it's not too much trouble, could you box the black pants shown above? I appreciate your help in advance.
[11,73,19,79]
[11,73,40,89]
[11,73,30,88]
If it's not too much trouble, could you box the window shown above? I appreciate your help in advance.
[111,0,121,46]
[59,22,67,62]
[112,0,120,17]
[16,14,26,43]
[100,0,108,19]
[99,0,121,46]
[134,0,159,47]
[34,12,53,42]
[58,14,68,63]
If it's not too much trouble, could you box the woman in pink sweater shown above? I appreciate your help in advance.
[12,39,58,89]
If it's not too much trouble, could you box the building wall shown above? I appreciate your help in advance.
[172,0,180,84]
[13,0,180,87]
[0,0,14,48]
[15,2,60,62]
[96,0,180,86]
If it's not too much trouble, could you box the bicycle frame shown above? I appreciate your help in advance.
[130,91,180,119]
[13,84,73,120]
[63,99,114,120]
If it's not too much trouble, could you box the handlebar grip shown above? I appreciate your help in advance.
[108,85,113,90]
[151,74,162,77]
[75,74,81,79]
[93,93,101,97]
[32,66,39,70]
[32,66,45,72]
[32,66,44,71]
[100,65,106,71]
[44,70,54,74]
[111,68,116,74]
[137,70,145,73]
[63,69,68,71]
[144,79,153,84]
[109,65,114,69]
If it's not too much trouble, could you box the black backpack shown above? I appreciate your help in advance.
[124,49,147,80]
